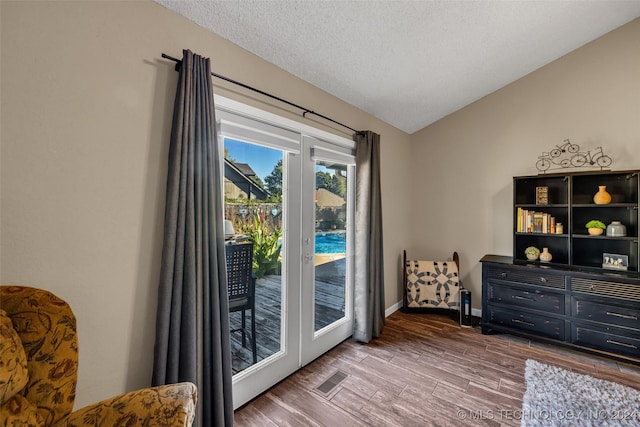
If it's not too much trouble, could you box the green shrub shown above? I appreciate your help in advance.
[239,216,282,278]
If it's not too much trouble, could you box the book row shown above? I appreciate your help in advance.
[516,208,563,234]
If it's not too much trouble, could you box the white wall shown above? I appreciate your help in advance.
[409,18,640,309]
[0,0,412,408]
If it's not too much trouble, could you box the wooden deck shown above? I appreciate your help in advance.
[230,259,346,374]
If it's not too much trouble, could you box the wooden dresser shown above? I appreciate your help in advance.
[481,255,640,365]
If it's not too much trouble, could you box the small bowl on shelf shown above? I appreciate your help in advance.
[606,221,627,237]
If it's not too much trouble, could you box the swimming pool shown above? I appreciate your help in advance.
[315,232,346,254]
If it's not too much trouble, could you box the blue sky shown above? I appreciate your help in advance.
[224,138,333,182]
[224,138,282,181]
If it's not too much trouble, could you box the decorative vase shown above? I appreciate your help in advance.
[588,228,604,236]
[606,221,627,237]
[593,185,611,205]
[539,247,552,263]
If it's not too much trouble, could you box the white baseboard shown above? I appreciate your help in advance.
[386,300,482,318]
[385,301,403,317]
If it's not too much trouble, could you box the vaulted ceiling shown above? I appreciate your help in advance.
[155,1,640,134]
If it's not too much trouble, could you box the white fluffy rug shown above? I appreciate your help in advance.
[522,359,640,427]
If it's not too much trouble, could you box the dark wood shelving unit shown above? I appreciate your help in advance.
[482,170,640,366]
[512,170,639,272]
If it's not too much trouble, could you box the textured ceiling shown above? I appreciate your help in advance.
[155,0,640,134]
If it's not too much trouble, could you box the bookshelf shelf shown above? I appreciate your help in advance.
[572,203,636,208]
[516,204,569,208]
[515,232,567,237]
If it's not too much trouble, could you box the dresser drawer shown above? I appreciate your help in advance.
[572,297,640,331]
[572,324,640,360]
[486,267,565,290]
[571,277,640,302]
[488,282,565,315]
[486,306,565,340]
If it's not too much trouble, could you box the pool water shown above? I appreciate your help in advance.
[315,232,346,254]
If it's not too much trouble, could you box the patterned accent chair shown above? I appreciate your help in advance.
[402,250,462,315]
[0,285,197,427]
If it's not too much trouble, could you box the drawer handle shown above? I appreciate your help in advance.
[512,319,535,327]
[606,339,638,350]
[539,277,547,283]
[606,311,638,320]
[513,295,535,302]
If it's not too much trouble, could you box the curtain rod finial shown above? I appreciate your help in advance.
[162,52,182,71]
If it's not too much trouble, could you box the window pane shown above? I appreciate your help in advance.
[314,160,348,331]
[224,138,284,375]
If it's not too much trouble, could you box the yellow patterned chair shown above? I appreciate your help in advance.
[0,285,197,427]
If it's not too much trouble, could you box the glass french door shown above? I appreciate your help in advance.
[216,99,354,409]
[300,136,355,365]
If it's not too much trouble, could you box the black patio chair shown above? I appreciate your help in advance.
[225,242,257,364]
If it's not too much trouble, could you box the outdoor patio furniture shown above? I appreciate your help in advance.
[226,242,257,364]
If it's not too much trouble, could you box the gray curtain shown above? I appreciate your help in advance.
[353,131,385,343]
[152,49,234,427]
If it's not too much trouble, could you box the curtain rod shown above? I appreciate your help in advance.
[161,53,363,135]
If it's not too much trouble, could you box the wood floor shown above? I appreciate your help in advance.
[234,310,640,426]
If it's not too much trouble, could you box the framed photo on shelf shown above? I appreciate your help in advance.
[602,253,628,271]
[535,186,548,205]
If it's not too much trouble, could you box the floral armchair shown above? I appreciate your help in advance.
[0,285,196,427]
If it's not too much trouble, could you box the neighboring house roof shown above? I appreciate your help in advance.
[234,162,256,177]
[316,188,345,207]
[225,159,270,200]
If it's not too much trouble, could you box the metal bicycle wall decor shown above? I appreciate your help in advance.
[536,139,613,173]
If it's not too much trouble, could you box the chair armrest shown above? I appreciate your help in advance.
[56,382,196,427]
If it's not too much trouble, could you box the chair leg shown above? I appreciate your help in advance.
[251,306,257,364]
[241,310,247,348]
